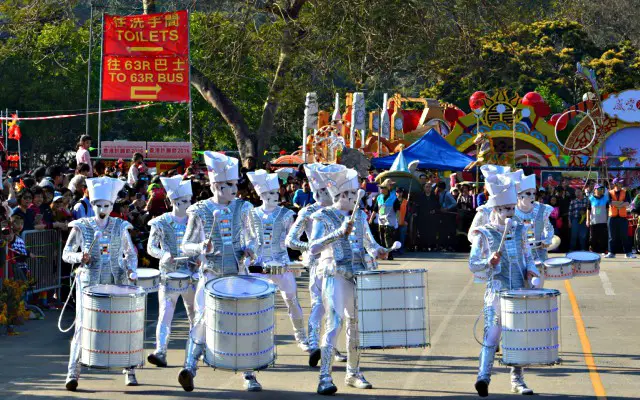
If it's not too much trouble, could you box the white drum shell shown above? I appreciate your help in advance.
[567,251,601,277]
[81,284,146,368]
[543,257,573,280]
[500,289,560,366]
[204,276,276,371]
[165,271,191,293]
[136,268,160,293]
[356,269,429,349]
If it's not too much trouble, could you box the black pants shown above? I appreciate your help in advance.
[608,216,631,254]
[379,225,397,249]
[418,215,437,250]
[590,223,608,254]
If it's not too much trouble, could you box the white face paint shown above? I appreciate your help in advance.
[92,200,113,223]
[494,204,516,225]
[313,187,332,206]
[260,190,280,210]
[171,195,192,218]
[211,180,238,205]
[517,189,536,209]
[335,189,358,212]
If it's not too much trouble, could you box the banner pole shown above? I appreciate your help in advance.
[4,108,7,151]
[97,11,105,158]
[85,2,94,136]
[16,110,21,171]
[187,9,193,145]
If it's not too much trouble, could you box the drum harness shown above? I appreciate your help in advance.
[472,218,527,347]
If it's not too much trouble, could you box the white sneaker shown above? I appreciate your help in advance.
[626,253,637,259]
[604,253,616,258]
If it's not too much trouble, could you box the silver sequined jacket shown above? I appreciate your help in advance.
[250,206,295,265]
[147,213,195,275]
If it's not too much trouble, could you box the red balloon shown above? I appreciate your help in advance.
[443,107,460,123]
[534,102,551,118]
[549,113,568,130]
[521,92,544,106]
[469,91,487,109]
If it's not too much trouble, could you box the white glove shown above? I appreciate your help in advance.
[128,271,138,281]
[201,240,213,254]
[160,251,174,266]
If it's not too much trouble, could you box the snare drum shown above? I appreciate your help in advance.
[204,276,277,371]
[165,271,191,293]
[543,257,573,280]
[355,269,429,349]
[567,251,601,277]
[136,268,160,293]
[500,289,561,367]
[81,284,146,368]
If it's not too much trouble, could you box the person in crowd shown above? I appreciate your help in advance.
[40,165,64,190]
[457,183,475,230]
[476,186,488,208]
[145,176,168,217]
[68,175,87,202]
[75,163,91,177]
[71,177,94,220]
[548,196,562,235]
[369,179,400,260]
[436,180,457,251]
[51,194,72,230]
[93,160,106,177]
[12,189,36,232]
[417,183,440,251]
[75,135,93,177]
[586,184,609,255]
[7,214,33,282]
[568,188,589,251]
[367,168,377,183]
[39,186,55,229]
[293,178,316,208]
[606,178,635,258]
[561,177,576,199]
[395,187,409,253]
[127,152,147,187]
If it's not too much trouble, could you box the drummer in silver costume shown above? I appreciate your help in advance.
[177,151,259,393]
[247,170,308,350]
[469,166,552,287]
[468,170,540,397]
[147,176,197,368]
[309,165,388,395]
[62,177,139,391]
[285,163,347,366]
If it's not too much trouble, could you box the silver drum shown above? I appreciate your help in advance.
[543,257,573,280]
[81,284,146,368]
[136,268,160,293]
[165,271,191,293]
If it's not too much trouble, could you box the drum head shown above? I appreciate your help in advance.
[567,251,600,262]
[355,268,427,276]
[137,268,160,278]
[544,257,573,266]
[83,284,146,297]
[167,271,190,279]
[205,276,275,299]
[500,288,560,299]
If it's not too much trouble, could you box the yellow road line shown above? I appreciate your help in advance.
[564,280,607,399]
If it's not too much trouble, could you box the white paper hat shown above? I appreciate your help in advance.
[86,177,125,204]
[485,175,517,208]
[480,164,511,179]
[247,169,280,195]
[204,151,239,183]
[304,163,327,192]
[160,176,192,200]
[317,164,359,197]
[516,173,537,193]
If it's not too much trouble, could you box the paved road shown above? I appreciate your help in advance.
[1,252,639,399]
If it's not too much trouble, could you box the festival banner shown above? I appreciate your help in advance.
[147,141,192,160]
[102,11,190,102]
[101,141,147,159]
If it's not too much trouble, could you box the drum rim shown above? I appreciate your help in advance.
[167,271,191,279]
[355,268,428,276]
[204,276,276,300]
[136,268,161,278]
[543,257,573,266]
[566,251,601,261]
[82,284,147,298]
[499,288,561,299]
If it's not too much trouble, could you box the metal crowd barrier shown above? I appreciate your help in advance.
[22,229,62,296]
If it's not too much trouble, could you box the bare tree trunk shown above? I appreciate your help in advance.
[190,66,256,159]
[143,0,156,14]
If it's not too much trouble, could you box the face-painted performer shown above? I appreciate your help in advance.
[308,165,389,395]
[468,171,540,397]
[177,151,259,392]
[146,176,197,367]
[62,177,138,391]
[247,169,308,350]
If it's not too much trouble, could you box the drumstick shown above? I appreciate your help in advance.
[205,209,223,253]
[497,217,513,253]
[349,189,366,224]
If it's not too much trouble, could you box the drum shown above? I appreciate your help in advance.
[567,251,601,277]
[262,261,287,275]
[81,284,146,368]
[500,289,561,367]
[204,276,277,371]
[136,268,160,293]
[543,257,573,280]
[165,271,191,293]
[355,269,429,349]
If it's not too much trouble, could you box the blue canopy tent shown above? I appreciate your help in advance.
[371,129,475,171]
